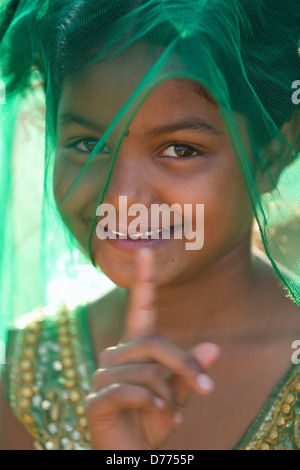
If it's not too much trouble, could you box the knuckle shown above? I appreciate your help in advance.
[138,301,154,314]
[92,368,107,389]
[99,346,116,366]
[84,384,127,419]
[86,384,122,409]
[107,383,124,403]
[85,392,99,417]
[144,334,165,352]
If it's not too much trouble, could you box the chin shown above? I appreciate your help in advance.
[94,251,179,290]
[93,254,135,289]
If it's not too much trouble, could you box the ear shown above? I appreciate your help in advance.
[255,110,300,194]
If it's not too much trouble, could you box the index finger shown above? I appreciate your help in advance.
[122,248,157,342]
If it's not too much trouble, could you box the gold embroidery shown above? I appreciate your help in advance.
[8,305,91,450]
[8,306,300,450]
[56,307,91,448]
[244,366,300,450]
[12,311,43,442]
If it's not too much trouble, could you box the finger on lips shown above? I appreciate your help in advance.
[123,248,157,342]
[90,247,218,425]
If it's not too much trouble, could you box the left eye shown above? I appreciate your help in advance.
[70,139,110,154]
[161,144,201,159]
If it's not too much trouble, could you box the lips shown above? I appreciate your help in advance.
[109,226,175,239]
[97,220,176,239]
[93,223,182,253]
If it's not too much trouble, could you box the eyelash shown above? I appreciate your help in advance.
[66,138,110,154]
[66,138,207,162]
[159,143,207,162]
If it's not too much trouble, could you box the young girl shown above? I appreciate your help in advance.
[0,0,300,450]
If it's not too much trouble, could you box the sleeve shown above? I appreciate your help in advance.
[4,306,91,450]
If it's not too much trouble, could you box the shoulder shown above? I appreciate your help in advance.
[5,305,69,399]
[6,305,67,358]
[4,304,93,450]
[5,305,60,402]
[254,250,300,321]
[242,361,300,450]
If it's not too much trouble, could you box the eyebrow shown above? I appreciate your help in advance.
[58,112,223,137]
[145,117,223,137]
[58,112,105,133]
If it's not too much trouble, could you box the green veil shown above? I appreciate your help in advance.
[0,0,299,368]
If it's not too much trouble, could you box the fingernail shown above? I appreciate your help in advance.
[196,374,214,393]
[173,412,184,424]
[153,397,165,409]
[192,343,221,362]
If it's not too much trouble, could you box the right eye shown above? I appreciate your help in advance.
[67,138,111,154]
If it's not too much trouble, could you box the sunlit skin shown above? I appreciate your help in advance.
[55,45,257,339]
[50,46,300,450]
[1,44,297,450]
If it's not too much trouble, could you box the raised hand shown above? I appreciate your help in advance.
[85,248,220,450]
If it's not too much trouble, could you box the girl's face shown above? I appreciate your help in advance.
[55,46,254,289]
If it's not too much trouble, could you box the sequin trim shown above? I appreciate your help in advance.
[5,305,300,450]
[6,305,91,450]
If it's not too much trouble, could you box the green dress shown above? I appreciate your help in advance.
[4,305,300,450]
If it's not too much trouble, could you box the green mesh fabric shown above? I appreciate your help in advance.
[0,0,299,367]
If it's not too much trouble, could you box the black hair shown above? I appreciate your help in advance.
[1,0,299,133]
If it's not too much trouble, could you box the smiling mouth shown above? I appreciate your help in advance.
[109,226,176,239]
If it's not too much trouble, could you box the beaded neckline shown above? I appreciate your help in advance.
[6,304,300,450]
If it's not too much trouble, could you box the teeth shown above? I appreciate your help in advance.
[145,229,163,236]
[111,228,163,238]
[131,228,163,239]
[111,229,127,236]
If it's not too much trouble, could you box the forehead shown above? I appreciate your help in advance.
[57,41,220,127]
[59,42,157,113]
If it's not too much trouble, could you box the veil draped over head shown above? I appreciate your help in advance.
[0,0,299,364]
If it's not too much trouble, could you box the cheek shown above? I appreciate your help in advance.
[170,159,253,254]
[53,157,106,249]
[54,157,103,215]
[202,164,253,251]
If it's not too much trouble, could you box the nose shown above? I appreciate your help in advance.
[103,145,155,218]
